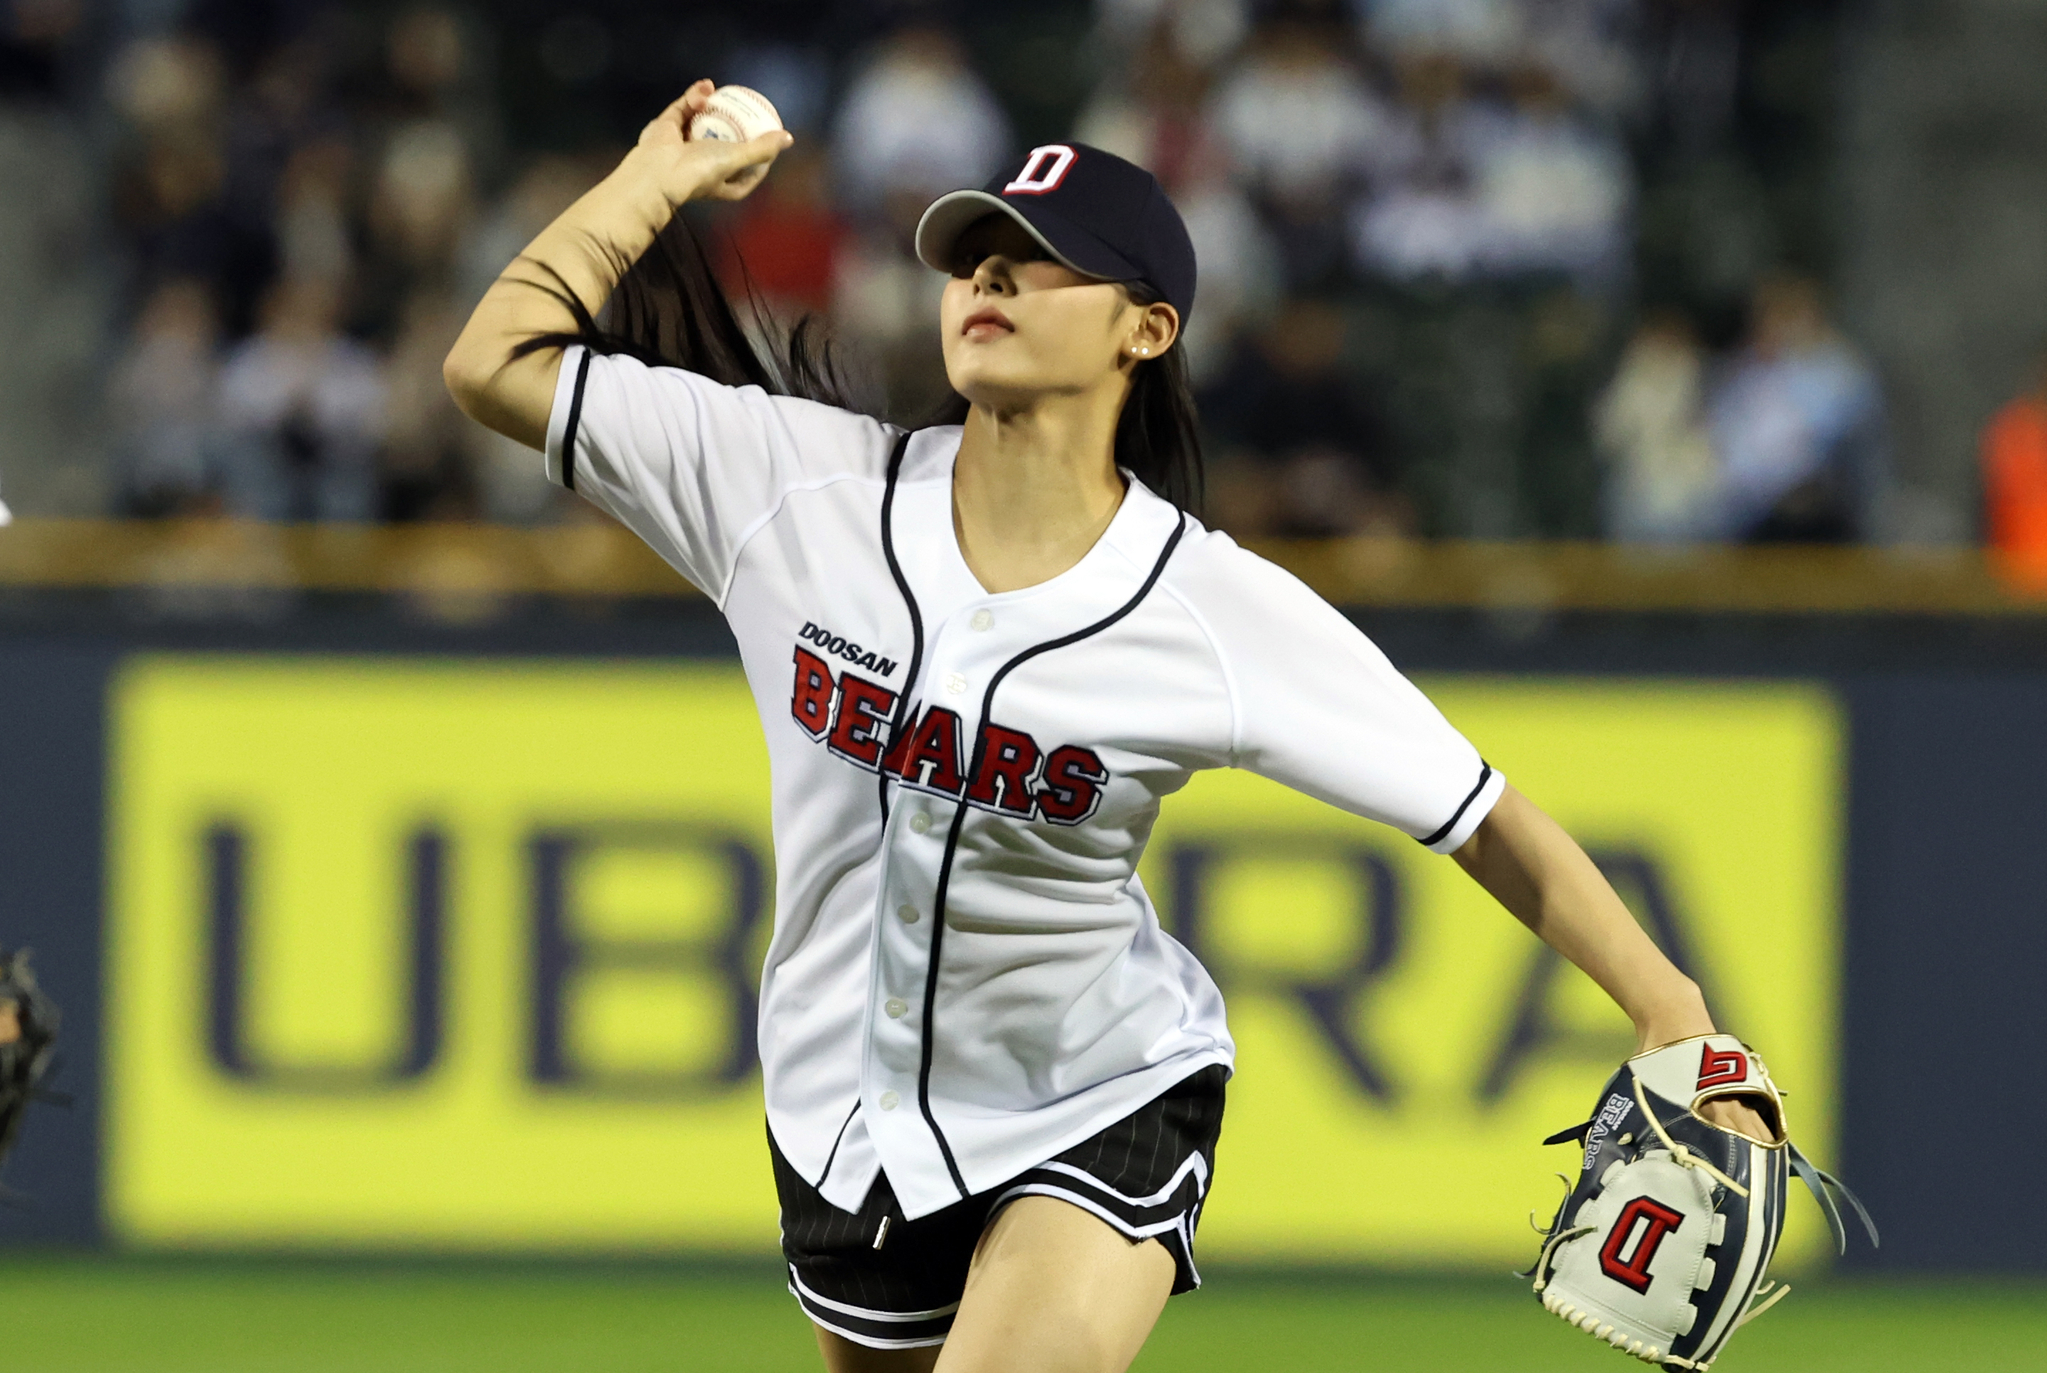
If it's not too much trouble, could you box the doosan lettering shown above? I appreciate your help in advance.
[797,620,898,679]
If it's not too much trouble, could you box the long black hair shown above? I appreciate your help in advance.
[511,214,1205,514]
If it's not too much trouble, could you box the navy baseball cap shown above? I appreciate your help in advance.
[915,143,1198,323]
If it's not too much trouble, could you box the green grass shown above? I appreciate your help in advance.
[1,1257,2040,1372]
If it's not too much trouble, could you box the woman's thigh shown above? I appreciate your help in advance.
[814,1327,942,1373]
[933,1196,1177,1373]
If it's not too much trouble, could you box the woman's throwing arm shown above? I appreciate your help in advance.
[443,80,792,451]
[1453,783,1774,1141]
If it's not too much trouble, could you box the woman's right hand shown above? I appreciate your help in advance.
[626,79,793,214]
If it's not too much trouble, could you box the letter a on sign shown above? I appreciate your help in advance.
[1006,145,1077,195]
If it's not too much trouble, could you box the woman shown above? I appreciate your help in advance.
[445,81,1767,1373]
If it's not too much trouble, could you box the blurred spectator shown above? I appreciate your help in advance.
[1638,0,1741,159]
[726,43,833,136]
[1171,166,1284,382]
[1513,1,1641,118]
[381,291,476,521]
[1074,5,1279,381]
[216,276,385,522]
[460,153,601,307]
[831,27,1009,220]
[720,145,847,318]
[1595,310,1718,542]
[826,25,1009,418]
[114,278,223,517]
[1349,53,1489,282]
[38,0,1858,542]
[1354,54,1628,289]
[1077,40,1204,190]
[833,220,950,421]
[1707,274,1885,543]
[216,39,340,322]
[275,136,355,287]
[1980,349,2047,591]
[107,36,242,306]
[1095,0,1250,72]
[356,115,475,338]
[1358,0,1524,66]
[1464,62,1628,286]
[1209,15,1394,288]
[1199,297,1405,537]
[0,0,83,102]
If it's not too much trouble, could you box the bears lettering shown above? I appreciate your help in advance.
[791,647,834,739]
[1035,745,1110,825]
[788,652,1108,826]
[895,706,966,795]
[966,724,1042,815]
[828,673,896,768]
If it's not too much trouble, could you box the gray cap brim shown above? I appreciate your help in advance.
[914,190,1135,282]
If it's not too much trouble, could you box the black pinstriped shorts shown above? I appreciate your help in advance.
[771,1065,1227,1350]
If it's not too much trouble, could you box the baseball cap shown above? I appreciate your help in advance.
[914,143,1197,323]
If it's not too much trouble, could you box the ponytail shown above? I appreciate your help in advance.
[508,213,860,409]
[1114,339,1205,516]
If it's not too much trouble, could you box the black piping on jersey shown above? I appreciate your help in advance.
[810,1095,863,1192]
[809,430,921,1194]
[874,431,922,827]
[913,510,1190,1200]
[1420,761,1493,849]
[559,348,593,492]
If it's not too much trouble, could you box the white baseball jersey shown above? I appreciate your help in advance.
[545,345,1505,1219]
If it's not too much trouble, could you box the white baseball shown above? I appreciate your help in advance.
[688,85,783,144]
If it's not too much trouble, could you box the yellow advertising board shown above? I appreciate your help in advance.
[107,657,1840,1265]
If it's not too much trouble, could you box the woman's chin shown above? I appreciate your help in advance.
[949,373,1043,412]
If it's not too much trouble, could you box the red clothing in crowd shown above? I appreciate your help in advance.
[1982,393,2047,591]
[720,194,844,316]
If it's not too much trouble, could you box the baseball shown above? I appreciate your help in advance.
[688,84,783,145]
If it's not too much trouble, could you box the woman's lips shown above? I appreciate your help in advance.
[961,307,1014,339]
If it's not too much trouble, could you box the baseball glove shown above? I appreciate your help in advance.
[0,946,62,1179]
[1524,1034,1876,1370]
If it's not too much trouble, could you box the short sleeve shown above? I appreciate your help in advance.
[1173,537,1503,853]
[544,345,897,604]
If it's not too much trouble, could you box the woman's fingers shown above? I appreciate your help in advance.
[1698,1096,1775,1144]
[700,130,793,200]
[648,80,717,137]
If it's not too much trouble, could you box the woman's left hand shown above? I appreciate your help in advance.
[1697,1094,1775,1144]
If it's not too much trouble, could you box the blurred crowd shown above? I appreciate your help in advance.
[0,0,1962,544]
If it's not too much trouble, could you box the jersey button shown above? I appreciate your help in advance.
[884,998,908,1019]
[897,904,920,924]
[944,672,968,695]
[908,811,930,835]
[879,1090,900,1111]
[970,609,994,632]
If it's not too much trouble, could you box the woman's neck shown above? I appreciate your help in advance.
[952,389,1128,594]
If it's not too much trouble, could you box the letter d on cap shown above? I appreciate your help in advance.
[1005,145,1077,195]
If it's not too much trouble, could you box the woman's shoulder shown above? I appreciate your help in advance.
[575,345,929,485]
[1160,518,1323,607]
